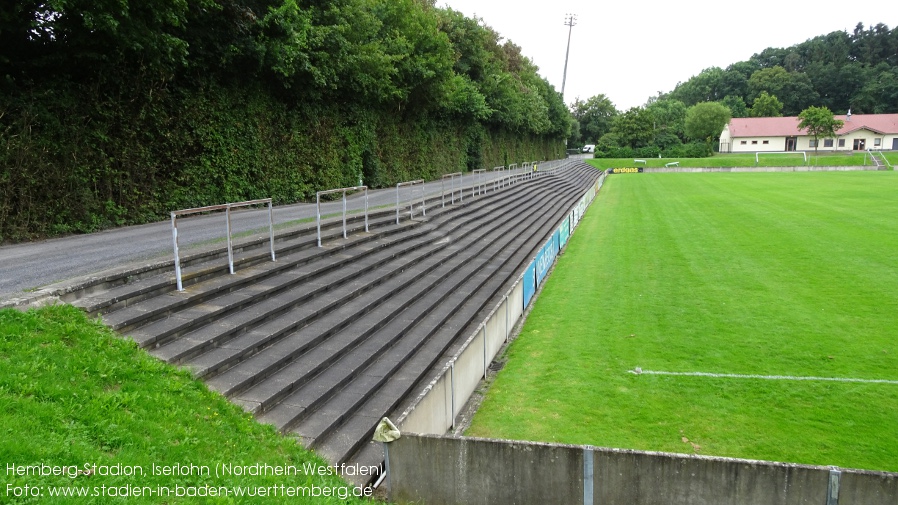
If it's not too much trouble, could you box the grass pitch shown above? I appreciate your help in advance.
[467,171,898,472]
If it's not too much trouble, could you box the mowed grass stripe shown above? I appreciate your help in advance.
[468,171,898,472]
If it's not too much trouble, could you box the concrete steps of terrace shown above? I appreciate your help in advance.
[60,161,600,486]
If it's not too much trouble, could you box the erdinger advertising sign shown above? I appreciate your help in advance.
[607,167,643,174]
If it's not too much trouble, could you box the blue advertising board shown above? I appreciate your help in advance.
[535,230,560,288]
[559,217,570,248]
[523,260,536,309]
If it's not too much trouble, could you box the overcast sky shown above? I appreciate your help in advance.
[440,0,898,111]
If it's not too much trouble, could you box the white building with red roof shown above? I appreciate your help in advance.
[719,113,898,153]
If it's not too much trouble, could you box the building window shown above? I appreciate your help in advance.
[824,139,833,147]
[740,140,747,145]
[874,138,881,147]
[838,139,845,147]
[809,139,818,147]
[762,140,769,145]
[751,140,758,145]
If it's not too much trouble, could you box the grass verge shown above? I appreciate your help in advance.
[467,171,898,472]
[0,305,377,504]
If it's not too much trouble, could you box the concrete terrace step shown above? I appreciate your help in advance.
[138,173,563,365]
[251,174,580,437]
[71,161,598,486]
[196,173,576,401]
[98,173,540,335]
[282,171,595,465]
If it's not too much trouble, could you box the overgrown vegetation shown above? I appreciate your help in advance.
[0,305,375,504]
[0,1,569,241]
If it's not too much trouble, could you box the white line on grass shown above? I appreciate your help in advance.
[627,368,898,385]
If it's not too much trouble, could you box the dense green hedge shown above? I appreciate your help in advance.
[0,1,569,242]
[0,79,561,241]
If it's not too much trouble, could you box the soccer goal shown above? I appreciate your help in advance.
[755,151,807,165]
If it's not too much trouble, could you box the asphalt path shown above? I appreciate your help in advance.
[0,163,576,303]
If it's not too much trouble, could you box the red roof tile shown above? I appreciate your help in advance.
[727,113,898,137]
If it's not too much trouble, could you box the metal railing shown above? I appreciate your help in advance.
[472,169,486,197]
[316,186,368,247]
[865,149,892,169]
[170,198,275,292]
[441,172,463,207]
[396,179,426,224]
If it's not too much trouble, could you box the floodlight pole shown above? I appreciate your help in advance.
[561,14,577,99]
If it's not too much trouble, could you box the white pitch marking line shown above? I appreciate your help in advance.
[627,368,898,385]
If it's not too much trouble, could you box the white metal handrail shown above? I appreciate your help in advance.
[396,179,426,224]
[472,169,486,197]
[170,198,275,292]
[441,172,463,207]
[316,186,368,248]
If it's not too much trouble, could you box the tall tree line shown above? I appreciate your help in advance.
[569,22,897,157]
[0,0,570,240]
[667,23,898,116]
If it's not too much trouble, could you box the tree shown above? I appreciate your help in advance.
[684,102,731,144]
[797,106,844,154]
[569,94,618,144]
[609,107,654,148]
[750,91,784,117]
[747,65,820,115]
[720,95,749,118]
[646,98,687,148]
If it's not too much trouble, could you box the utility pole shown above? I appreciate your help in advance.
[561,14,577,100]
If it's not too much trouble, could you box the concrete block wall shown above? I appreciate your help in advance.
[386,434,898,505]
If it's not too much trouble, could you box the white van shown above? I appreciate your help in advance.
[582,144,595,153]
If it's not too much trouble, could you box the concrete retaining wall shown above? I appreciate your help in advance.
[386,434,898,505]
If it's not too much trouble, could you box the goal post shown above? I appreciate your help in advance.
[755,151,807,165]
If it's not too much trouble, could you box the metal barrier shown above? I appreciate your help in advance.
[472,169,486,197]
[490,166,504,191]
[441,172,463,207]
[316,186,368,247]
[396,179,426,224]
[170,198,275,292]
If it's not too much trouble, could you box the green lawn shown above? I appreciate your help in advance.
[468,171,898,472]
[0,305,376,504]
[587,151,897,169]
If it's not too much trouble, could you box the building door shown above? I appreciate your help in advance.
[785,137,797,151]
[892,138,898,150]
[853,139,866,150]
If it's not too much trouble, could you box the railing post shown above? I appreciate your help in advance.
[171,213,183,292]
[396,183,401,225]
[364,188,369,232]
[316,192,322,247]
[342,189,347,239]
[268,201,276,262]
[420,182,426,216]
[226,204,234,274]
